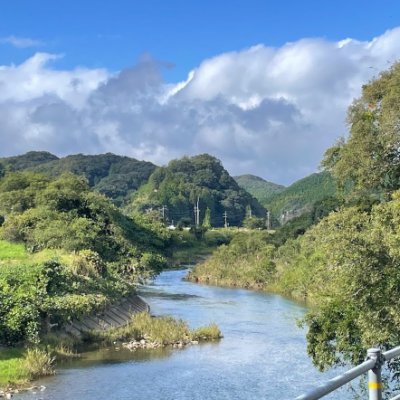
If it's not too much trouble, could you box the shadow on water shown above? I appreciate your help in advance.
[139,289,202,301]
[60,347,173,369]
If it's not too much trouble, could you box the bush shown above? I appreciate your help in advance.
[192,323,222,341]
[88,312,223,346]
[23,348,55,379]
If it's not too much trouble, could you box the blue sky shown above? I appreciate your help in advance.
[1,0,398,81]
[0,1,399,184]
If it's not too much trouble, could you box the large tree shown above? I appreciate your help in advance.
[323,62,400,199]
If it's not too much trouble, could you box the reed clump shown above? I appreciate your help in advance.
[23,348,55,379]
[86,312,222,347]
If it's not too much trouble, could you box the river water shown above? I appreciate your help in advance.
[17,269,354,400]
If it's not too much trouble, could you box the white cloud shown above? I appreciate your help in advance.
[0,53,109,107]
[0,35,43,48]
[1,28,400,184]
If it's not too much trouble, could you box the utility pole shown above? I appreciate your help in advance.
[160,205,168,221]
[223,211,228,229]
[194,197,200,227]
[266,210,270,230]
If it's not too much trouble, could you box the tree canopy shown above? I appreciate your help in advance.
[0,171,170,345]
[0,152,157,206]
[323,62,400,199]
[133,154,266,227]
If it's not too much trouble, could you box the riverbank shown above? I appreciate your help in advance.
[167,230,232,266]
[0,312,222,393]
[184,230,318,305]
[0,347,56,394]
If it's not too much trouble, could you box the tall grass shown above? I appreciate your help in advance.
[192,323,222,341]
[0,348,55,389]
[23,348,55,379]
[87,312,222,346]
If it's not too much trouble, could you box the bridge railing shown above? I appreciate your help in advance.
[295,346,400,400]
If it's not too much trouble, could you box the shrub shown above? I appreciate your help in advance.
[23,348,55,379]
[192,323,222,341]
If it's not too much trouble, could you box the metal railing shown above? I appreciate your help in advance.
[295,346,400,400]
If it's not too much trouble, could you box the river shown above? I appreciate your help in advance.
[17,269,354,400]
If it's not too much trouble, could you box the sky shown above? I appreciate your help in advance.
[0,0,400,185]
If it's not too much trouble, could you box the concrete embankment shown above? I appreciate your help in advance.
[65,295,149,337]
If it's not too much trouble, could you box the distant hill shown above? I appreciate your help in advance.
[234,174,285,204]
[134,154,266,227]
[0,152,157,205]
[264,171,336,223]
[0,151,58,171]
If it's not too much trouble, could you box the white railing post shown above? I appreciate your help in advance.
[368,348,383,400]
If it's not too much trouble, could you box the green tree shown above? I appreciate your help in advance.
[132,154,265,227]
[276,193,400,372]
[322,62,400,198]
[202,207,212,229]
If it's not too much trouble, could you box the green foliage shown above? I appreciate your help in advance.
[0,263,45,344]
[202,207,212,228]
[0,152,157,205]
[242,216,265,229]
[0,171,171,346]
[89,312,222,346]
[322,62,400,199]
[191,323,222,341]
[0,240,27,261]
[188,232,276,289]
[273,192,400,371]
[0,151,58,172]
[133,154,266,227]
[234,174,285,204]
[264,172,336,224]
[169,230,232,265]
[0,348,30,387]
[23,348,55,379]
[0,172,168,263]
[268,196,339,246]
[128,312,191,345]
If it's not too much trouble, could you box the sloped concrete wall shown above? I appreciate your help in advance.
[65,295,150,337]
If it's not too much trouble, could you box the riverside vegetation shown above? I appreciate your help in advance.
[189,61,400,390]
[0,170,225,390]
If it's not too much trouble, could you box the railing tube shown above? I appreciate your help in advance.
[383,345,400,362]
[368,348,383,400]
[295,358,376,400]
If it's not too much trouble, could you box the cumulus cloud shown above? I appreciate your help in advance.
[0,35,43,48]
[1,28,400,184]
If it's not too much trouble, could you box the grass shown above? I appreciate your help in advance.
[192,324,222,341]
[0,240,74,268]
[0,348,29,387]
[86,312,222,346]
[0,347,56,390]
[23,349,55,379]
[0,240,28,262]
